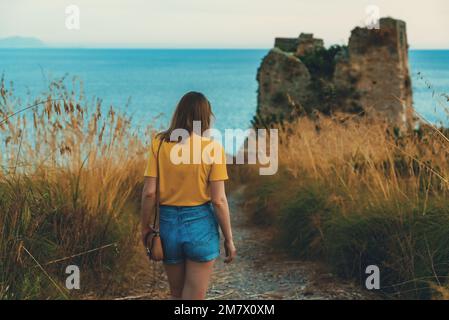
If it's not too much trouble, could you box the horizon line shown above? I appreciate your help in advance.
[1,36,447,50]
[1,46,448,50]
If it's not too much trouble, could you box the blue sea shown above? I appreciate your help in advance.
[0,49,448,136]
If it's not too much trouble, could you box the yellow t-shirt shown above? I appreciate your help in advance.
[144,134,228,206]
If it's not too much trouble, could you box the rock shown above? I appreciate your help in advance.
[255,48,311,125]
[303,289,314,296]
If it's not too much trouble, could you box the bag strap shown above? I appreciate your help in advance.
[152,139,164,230]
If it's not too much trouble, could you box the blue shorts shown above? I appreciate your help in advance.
[159,202,220,264]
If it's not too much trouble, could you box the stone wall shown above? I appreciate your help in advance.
[274,38,298,53]
[256,17,414,129]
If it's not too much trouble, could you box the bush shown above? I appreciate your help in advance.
[324,201,449,299]
[301,45,346,80]
[278,183,330,259]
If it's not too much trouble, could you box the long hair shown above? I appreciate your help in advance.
[157,91,214,142]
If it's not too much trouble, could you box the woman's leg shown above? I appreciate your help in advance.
[163,262,185,299]
[182,259,215,300]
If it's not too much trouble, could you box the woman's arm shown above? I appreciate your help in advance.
[141,177,157,245]
[210,180,237,263]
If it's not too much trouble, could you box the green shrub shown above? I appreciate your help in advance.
[278,183,331,259]
[301,45,346,80]
[239,168,310,227]
[279,193,449,299]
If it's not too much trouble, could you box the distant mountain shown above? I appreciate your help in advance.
[0,36,45,48]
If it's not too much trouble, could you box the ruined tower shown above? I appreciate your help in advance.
[341,17,413,127]
[256,17,414,129]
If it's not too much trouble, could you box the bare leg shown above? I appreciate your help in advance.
[163,262,185,299]
[182,259,215,300]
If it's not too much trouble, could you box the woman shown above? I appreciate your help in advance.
[141,91,237,300]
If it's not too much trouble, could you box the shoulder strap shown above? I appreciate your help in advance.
[152,139,164,230]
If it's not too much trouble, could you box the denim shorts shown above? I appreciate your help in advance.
[159,202,220,264]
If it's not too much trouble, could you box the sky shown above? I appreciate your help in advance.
[0,0,448,49]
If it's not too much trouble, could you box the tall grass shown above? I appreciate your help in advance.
[238,113,449,299]
[0,77,151,299]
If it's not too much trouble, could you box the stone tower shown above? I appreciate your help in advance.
[340,17,413,127]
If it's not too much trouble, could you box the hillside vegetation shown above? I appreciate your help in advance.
[234,113,449,299]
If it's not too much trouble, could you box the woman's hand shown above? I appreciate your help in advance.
[141,226,153,247]
[224,239,237,263]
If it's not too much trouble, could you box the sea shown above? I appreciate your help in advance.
[0,49,448,150]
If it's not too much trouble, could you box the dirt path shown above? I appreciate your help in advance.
[115,188,370,300]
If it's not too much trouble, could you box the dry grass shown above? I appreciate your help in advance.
[280,114,449,212]
[238,112,449,299]
[0,77,152,299]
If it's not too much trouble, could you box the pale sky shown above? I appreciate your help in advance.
[0,0,448,48]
